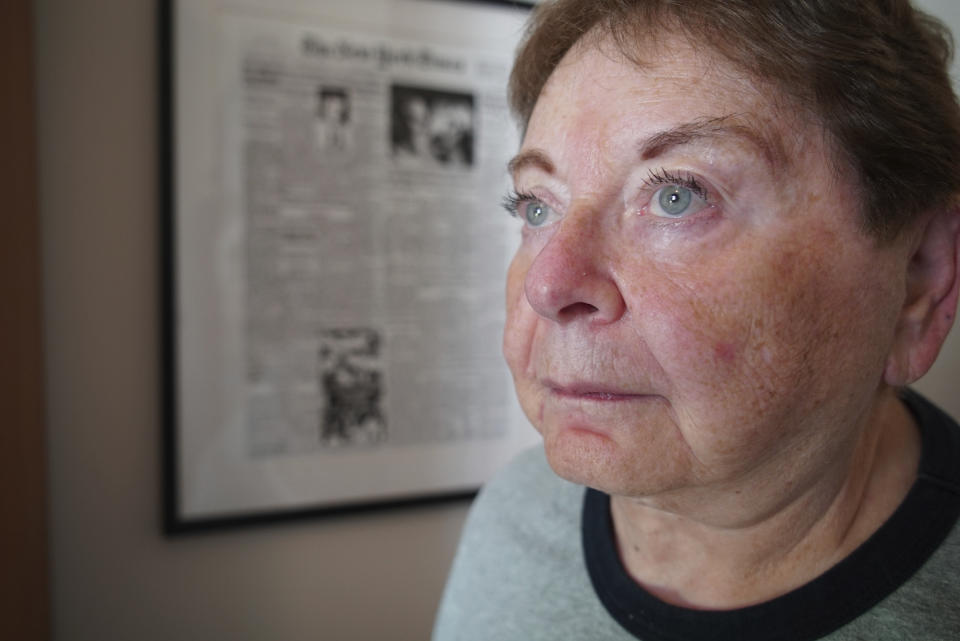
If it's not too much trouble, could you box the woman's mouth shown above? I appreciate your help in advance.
[544,380,652,402]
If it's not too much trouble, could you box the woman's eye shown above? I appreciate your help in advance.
[649,185,708,218]
[501,192,557,228]
[522,200,553,227]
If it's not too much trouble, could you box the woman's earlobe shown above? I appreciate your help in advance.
[884,208,960,386]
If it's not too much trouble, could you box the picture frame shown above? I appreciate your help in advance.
[160,0,536,533]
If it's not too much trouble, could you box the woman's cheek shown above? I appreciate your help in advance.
[502,250,538,380]
[635,253,815,417]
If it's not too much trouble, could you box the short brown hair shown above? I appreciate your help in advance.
[509,0,960,239]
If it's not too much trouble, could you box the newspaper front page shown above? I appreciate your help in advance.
[175,1,535,520]
[242,24,518,457]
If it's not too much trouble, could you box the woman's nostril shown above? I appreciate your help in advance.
[557,302,600,322]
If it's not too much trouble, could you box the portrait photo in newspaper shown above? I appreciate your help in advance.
[390,84,475,168]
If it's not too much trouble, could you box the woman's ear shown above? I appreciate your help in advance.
[884,208,960,386]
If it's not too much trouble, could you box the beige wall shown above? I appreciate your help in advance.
[39,1,960,640]
[37,1,469,640]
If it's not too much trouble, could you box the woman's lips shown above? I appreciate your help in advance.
[544,380,652,402]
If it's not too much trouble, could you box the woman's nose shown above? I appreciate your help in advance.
[523,213,626,326]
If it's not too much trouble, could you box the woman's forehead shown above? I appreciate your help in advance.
[521,35,819,180]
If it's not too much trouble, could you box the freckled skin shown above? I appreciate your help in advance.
[502,37,913,525]
[498,35,960,608]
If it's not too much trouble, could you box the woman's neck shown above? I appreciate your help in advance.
[610,389,921,609]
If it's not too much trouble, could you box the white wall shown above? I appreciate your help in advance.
[38,1,960,640]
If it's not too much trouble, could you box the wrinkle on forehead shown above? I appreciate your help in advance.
[521,32,846,207]
[570,32,819,151]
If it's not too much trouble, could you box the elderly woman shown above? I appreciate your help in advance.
[433,1,960,639]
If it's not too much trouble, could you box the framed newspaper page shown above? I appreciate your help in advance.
[160,0,537,533]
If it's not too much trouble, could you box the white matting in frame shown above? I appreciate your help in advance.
[161,0,538,532]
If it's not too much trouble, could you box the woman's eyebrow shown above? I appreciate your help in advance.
[639,115,786,172]
[506,116,785,178]
[507,149,555,177]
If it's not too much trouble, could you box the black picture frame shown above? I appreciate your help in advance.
[160,0,536,534]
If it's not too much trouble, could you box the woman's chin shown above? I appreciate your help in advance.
[542,427,630,489]
[542,426,690,497]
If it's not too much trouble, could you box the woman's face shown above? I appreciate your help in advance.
[502,36,911,502]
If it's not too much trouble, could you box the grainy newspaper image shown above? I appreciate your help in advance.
[238,20,520,457]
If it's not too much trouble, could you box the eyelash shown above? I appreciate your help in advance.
[501,190,538,218]
[642,168,710,202]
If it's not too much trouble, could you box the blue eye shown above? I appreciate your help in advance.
[523,200,552,227]
[650,185,707,218]
[502,192,556,228]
